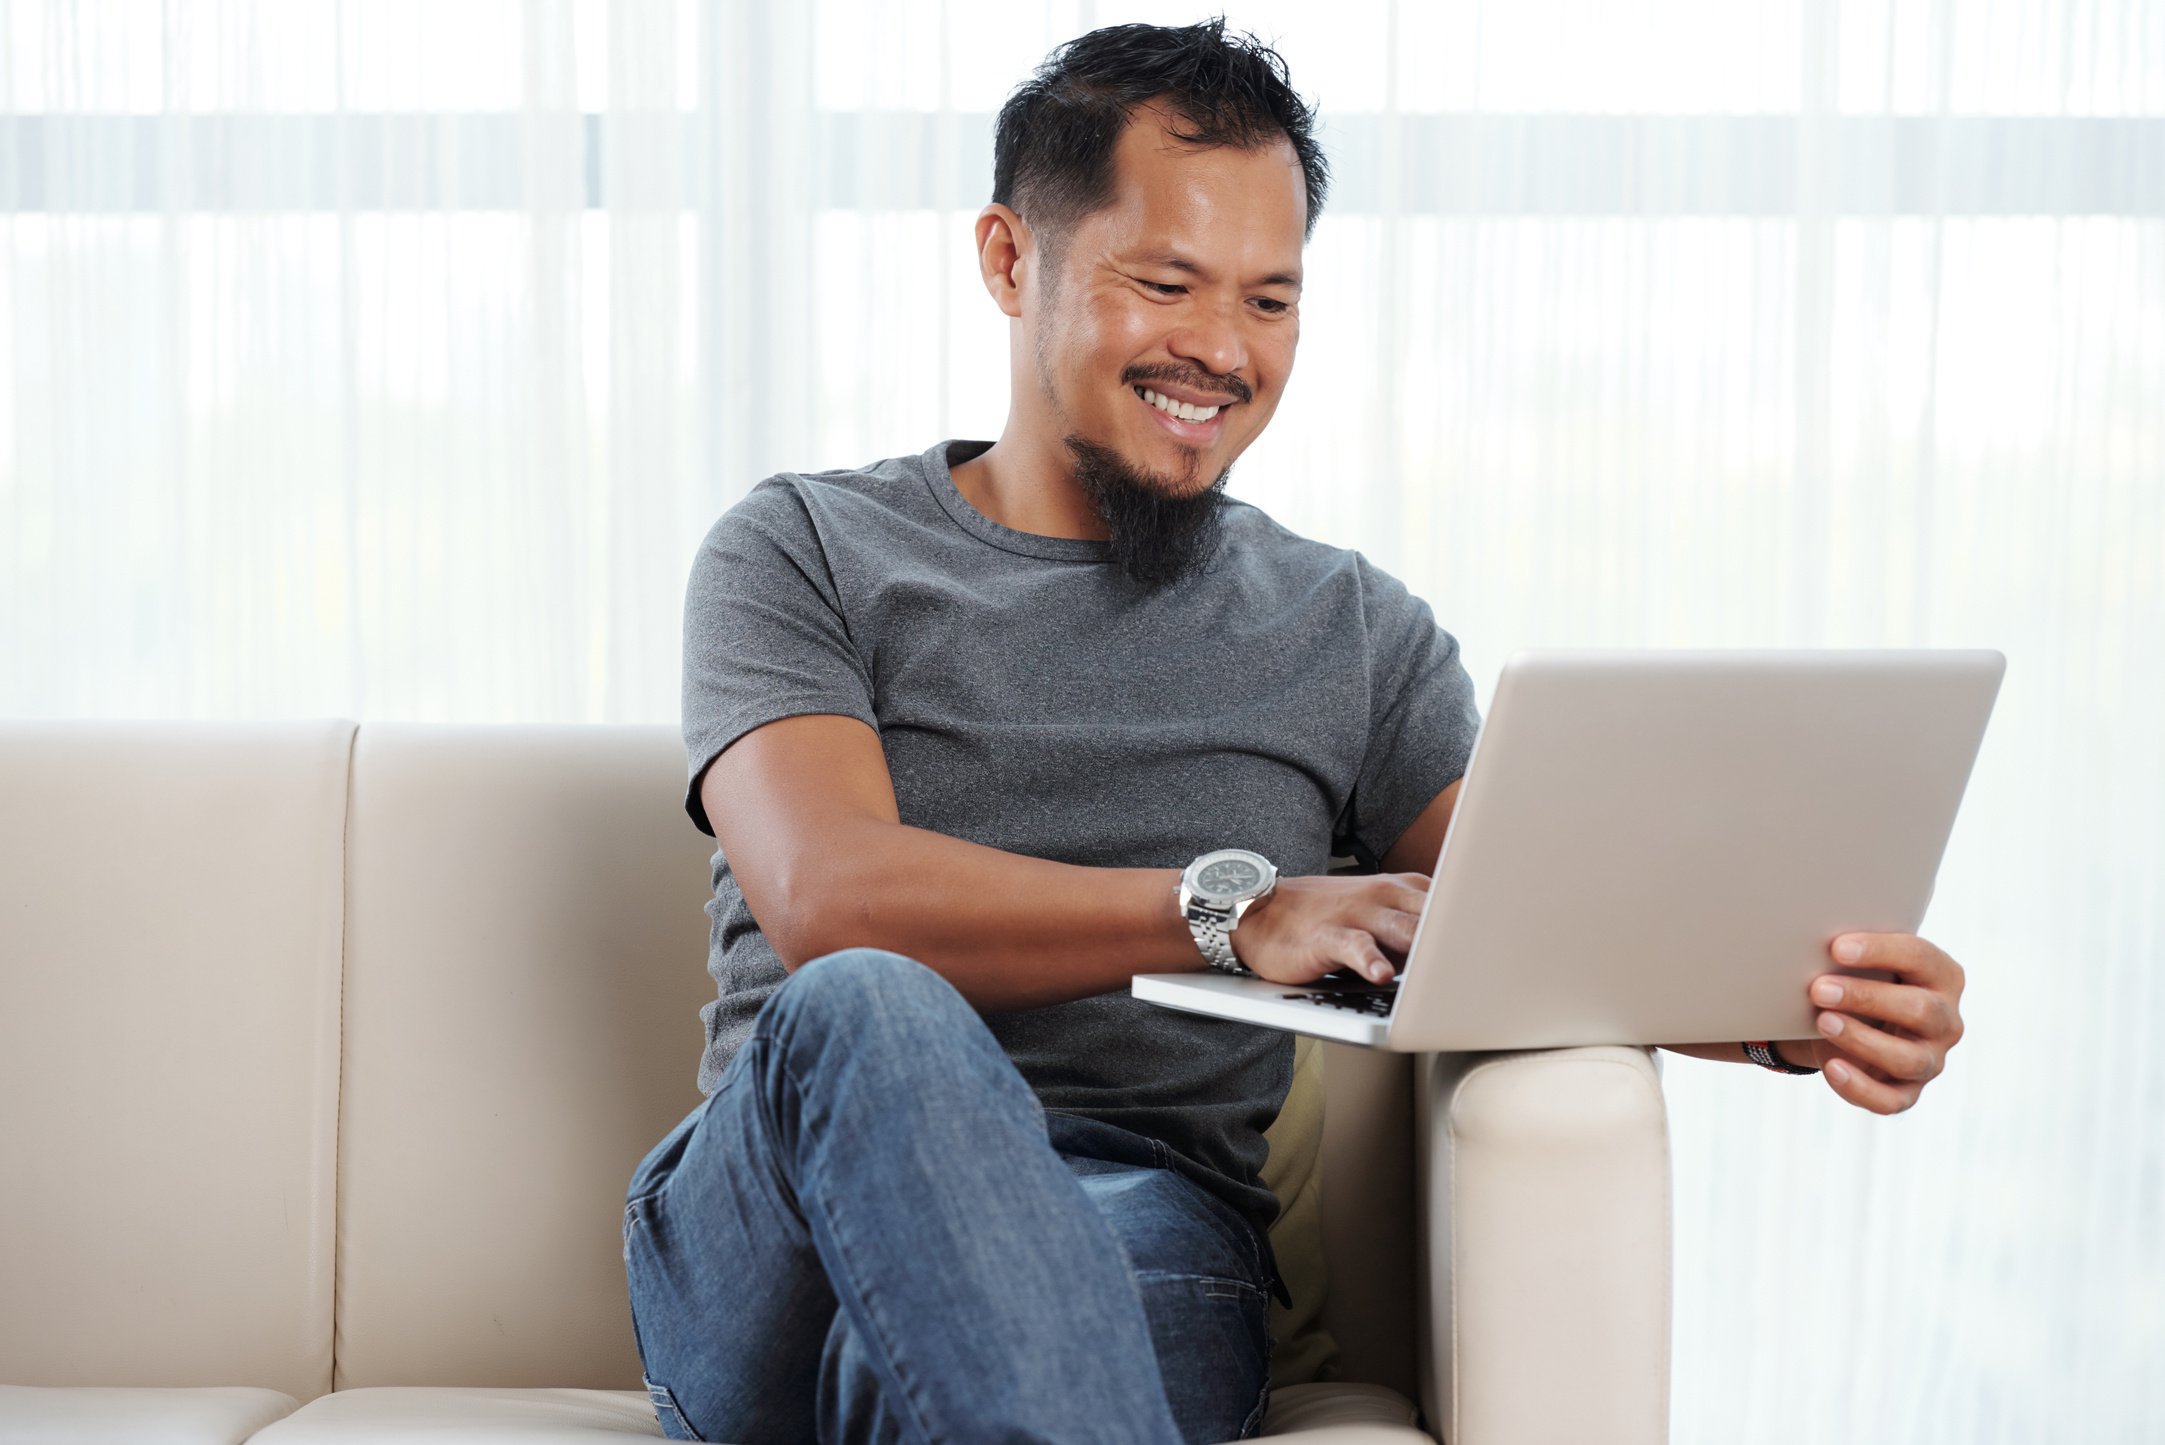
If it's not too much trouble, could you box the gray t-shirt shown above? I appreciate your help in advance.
[679,438,1481,1267]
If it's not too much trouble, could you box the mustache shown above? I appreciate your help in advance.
[1120,364,1251,408]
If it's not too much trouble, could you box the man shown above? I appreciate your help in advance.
[622,19,1968,1444]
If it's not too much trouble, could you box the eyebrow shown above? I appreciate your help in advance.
[1134,253,1303,289]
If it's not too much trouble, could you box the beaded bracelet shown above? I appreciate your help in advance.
[1744,1040,1820,1075]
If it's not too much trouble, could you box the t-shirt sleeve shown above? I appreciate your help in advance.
[679,478,880,837]
[1332,553,1484,869]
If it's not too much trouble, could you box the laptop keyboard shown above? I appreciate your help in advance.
[1278,976,1399,1017]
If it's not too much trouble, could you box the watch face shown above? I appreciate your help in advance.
[1197,856,1265,898]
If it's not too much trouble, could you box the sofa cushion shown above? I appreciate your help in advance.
[245,1389,655,1442]
[244,1383,1427,1443]
[1257,1033,1341,1388]
[1258,1382,1428,1439]
[1315,1045,1419,1402]
[0,1385,299,1445]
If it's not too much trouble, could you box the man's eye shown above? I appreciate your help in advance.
[1254,298,1290,314]
[1143,281,1185,295]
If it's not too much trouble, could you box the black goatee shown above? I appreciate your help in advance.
[1063,434,1232,589]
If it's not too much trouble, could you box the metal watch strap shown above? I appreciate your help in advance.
[1186,915,1252,975]
[1744,1040,1819,1074]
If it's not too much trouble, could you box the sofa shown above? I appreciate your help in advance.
[0,720,1673,1443]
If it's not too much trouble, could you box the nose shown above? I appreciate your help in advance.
[1164,303,1248,388]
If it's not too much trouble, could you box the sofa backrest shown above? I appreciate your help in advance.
[0,721,352,1402]
[332,723,714,1391]
[0,721,1415,1402]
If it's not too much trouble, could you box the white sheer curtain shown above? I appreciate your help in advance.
[4,1,2160,1437]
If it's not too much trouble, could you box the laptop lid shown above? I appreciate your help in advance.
[1379,648,2003,1052]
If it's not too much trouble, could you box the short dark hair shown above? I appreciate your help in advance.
[991,18,1330,256]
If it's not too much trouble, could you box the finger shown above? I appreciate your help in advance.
[1821,1053,1924,1115]
[1813,1009,1944,1084]
[1381,878,1430,916]
[1362,905,1422,958]
[1808,973,1960,1043]
[1830,932,1965,1000]
[1325,926,1395,983]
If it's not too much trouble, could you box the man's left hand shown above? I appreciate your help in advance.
[1790,932,1967,1115]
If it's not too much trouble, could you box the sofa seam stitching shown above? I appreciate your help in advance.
[1447,1073,1464,1445]
[330,718,358,1395]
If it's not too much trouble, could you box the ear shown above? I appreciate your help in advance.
[974,203,1031,319]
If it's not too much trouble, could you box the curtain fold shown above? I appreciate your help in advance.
[3,1,2160,1437]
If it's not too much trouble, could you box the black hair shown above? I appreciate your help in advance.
[991,17,1329,256]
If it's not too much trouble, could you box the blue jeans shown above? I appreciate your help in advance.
[622,948,1274,1444]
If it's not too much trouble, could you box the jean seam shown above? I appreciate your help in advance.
[623,1090,720,1225]
[742,1037,814,1228]
[1163,1170,1270,1293]
[1241,1284,1272,1439]
[644,1376,703,1441]
[1132,1269,1267,1298]
[1137,1266,1270,1438]
[774,1046,941,1445]
[1238,1378,1270,1439]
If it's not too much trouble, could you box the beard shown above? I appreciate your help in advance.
[1063,433,1232,589]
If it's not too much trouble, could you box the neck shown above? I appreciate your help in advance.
[949,419,1109,541]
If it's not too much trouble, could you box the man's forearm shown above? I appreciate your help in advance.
[774,823,1839,1041]
[764,817,1836,1041]
[758,816,1204,1011]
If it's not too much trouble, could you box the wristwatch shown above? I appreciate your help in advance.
[1178,849,1278,976]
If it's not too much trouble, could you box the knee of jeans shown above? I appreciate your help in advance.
[773,947,964,1039]
[765,948,1036,1121]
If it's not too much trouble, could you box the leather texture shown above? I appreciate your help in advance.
[233,1384,1427,1441]
[1316,1045,1422,1403]
[1416,1045,1673,1445]
[1257,1034,1339,1388]
[0,720,350,1402]
[0,1387,299,1445]
[0,721,1673,1443]
[245,1388,661,1442]
[334,725,716,1391]
[1256,1382,1429,1439]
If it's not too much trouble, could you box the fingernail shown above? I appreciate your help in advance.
[1818,1011,1845,1036]
[1812,978,1844,1006]
[1827,1059,1853,1084]
[1834,937,1864,963]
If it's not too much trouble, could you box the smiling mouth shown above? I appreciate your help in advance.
[1134,383,1238,428]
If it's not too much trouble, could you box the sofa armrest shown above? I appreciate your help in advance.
[1412,1046,1671,1445]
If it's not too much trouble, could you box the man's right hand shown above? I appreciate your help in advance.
[1228,872,1431,986]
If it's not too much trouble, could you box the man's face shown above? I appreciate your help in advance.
[1024,102,1306,506]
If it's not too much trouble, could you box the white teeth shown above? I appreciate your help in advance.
[1136,387,1222,423]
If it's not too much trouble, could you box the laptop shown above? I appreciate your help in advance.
[1131,648,2005,1051]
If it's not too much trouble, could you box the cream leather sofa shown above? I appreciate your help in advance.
[0,721,1673,1444]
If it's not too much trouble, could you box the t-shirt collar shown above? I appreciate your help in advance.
[919,438,1115,563]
